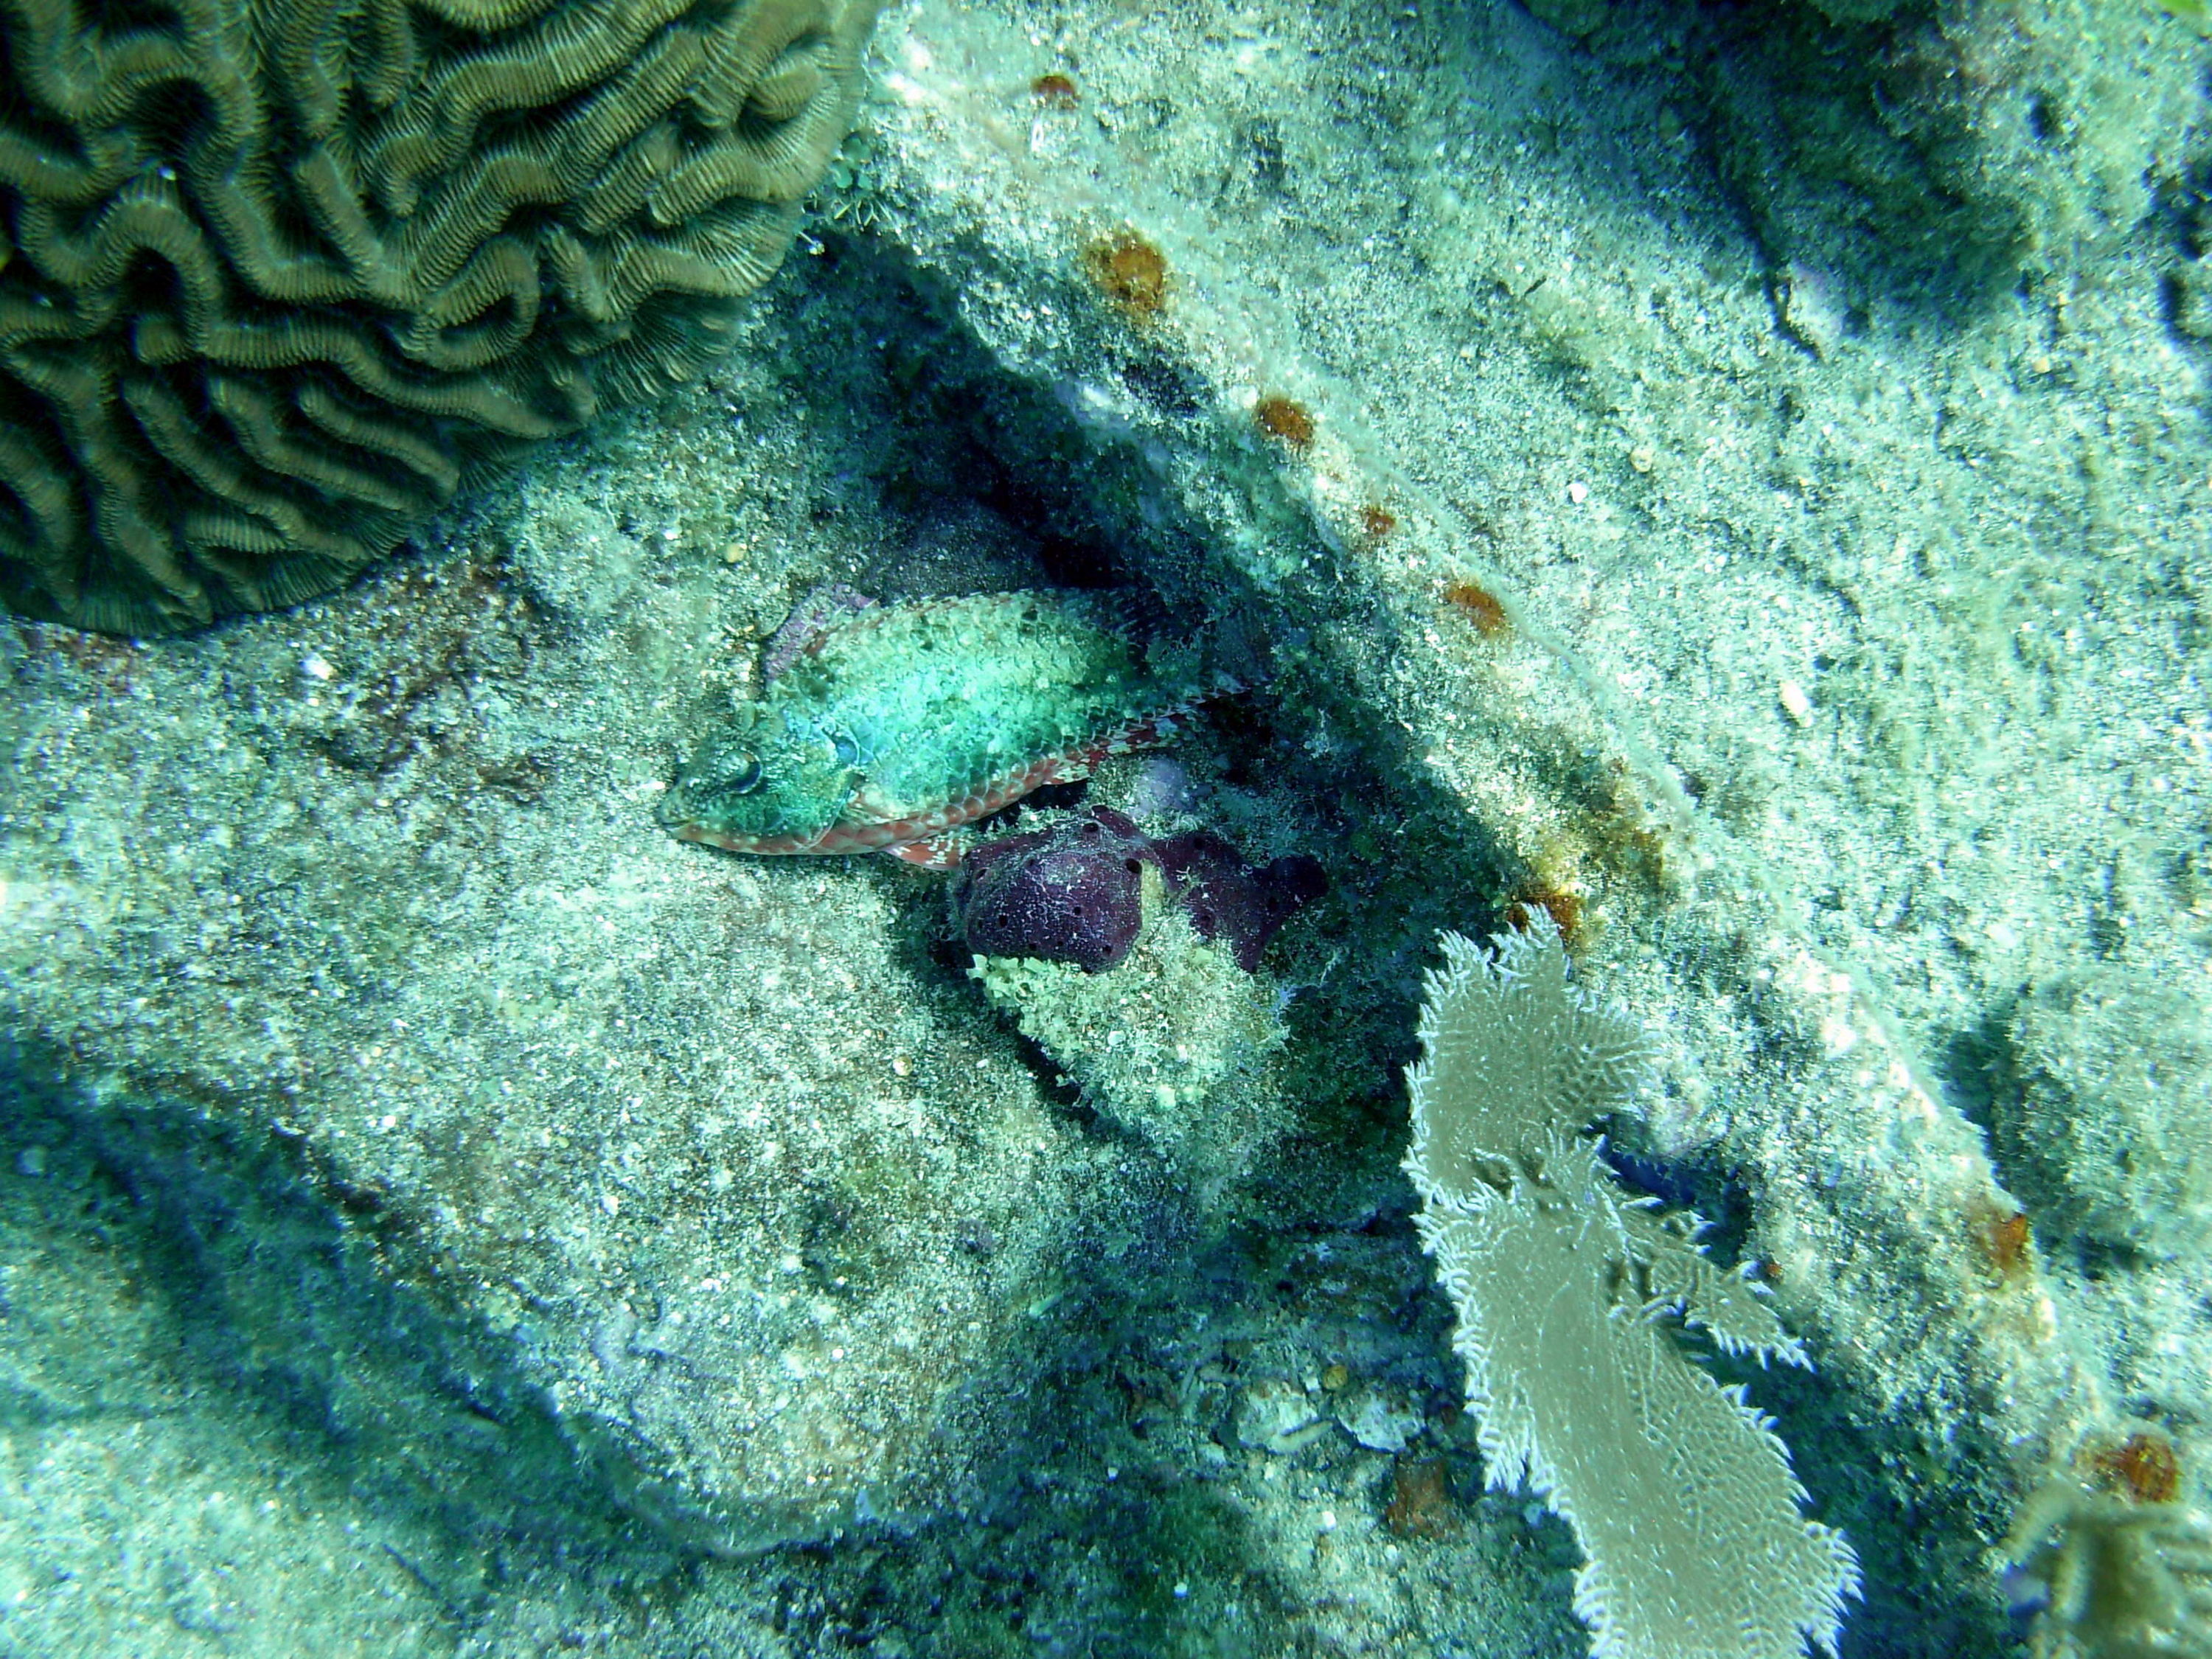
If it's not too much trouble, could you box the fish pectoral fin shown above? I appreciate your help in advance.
[883,831,973,871]
[846,783,901,819]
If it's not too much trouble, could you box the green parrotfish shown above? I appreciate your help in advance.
[658,588,1215,868]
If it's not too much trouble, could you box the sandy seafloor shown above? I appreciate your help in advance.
[4,0,2212,1655]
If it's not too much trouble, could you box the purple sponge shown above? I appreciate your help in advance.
[1152,832,1329,973]
[953,808,1157,973]
[953,807,1326,974]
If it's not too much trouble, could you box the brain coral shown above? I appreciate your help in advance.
[0,0,880,633]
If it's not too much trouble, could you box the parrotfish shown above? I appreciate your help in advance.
[658,588,1214,868]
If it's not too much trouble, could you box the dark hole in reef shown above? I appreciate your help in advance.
[0,472,35,546]
[152,359,217,423]
[408,6,541,62]
[118,251,184,324]
[132,80,215,165]
[0,74,73,167]
[1030,529,1126,590]
[1020,783,1087,814]
[2158,272,2189,333]
[1118,354,1205,417]
[677,0,745,32]
[480,87,599,156]
[268,173,334,255]
[85,0,178,29]
[1123,858,1141,873]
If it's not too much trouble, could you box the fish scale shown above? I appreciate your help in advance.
[658,589,1210,866]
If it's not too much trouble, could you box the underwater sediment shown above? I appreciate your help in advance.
[1,0,2208,1653]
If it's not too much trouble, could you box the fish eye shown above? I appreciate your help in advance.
[723,752,762,794]
[830,731,859,766]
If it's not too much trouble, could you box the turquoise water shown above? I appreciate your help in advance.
[2,0,2209,1655]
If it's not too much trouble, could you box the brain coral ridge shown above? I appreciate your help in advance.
[0,0,880,633]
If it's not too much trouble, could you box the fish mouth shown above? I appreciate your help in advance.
[654,782,693,828]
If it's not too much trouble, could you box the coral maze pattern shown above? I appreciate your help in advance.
[0,0,878,633]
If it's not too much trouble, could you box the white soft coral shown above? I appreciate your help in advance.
[2006,1438,2212,1659]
